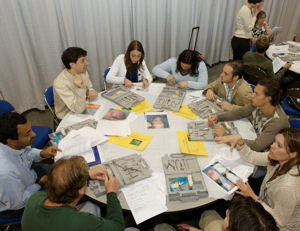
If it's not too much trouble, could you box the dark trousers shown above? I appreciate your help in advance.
[231,36,251,60]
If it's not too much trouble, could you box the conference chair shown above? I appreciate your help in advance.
[0,100,52,149]
[243,64,268,85]
[44,86,60,127]
[103,67,111,91]
[0,216,22,231]
[281,97,300,118]
[289,118,300,128]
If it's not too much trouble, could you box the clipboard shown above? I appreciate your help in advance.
[88,146,102,166]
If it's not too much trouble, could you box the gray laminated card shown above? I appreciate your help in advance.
[188,121,238,141]
[162,154,208,201]
[188,99,224,118]
[101,86,145,108]
[89,154,151,198]
[153,86,186,112]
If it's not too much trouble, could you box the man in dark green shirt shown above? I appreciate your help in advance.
[22,156,125,231]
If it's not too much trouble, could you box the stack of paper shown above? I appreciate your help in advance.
[176,131,208,156]
[56,127,107,163]
[122,172,167,224]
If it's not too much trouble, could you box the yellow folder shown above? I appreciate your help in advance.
[172,104,198,120]
[108,131,153,151]
[176,131,208,156]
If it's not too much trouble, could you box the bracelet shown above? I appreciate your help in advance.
[255,197,260,203]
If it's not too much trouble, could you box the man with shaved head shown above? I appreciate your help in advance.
[22,156,125,231]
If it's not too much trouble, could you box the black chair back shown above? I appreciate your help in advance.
[243,64,268,85]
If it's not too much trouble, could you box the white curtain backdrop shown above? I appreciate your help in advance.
[0,0,299,113]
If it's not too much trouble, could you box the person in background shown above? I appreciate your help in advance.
[54,47,98,119]
[154,195,279,231]
[231,0,263,60]
[243,35,294,94]
[252,11,273,41]
[22,156,125,231]
[203,60,252,110]
[106,40,152,88]
[208,78,289,152]
[152,49,208,90]
[215,128,300,229]
[0,112,60,219]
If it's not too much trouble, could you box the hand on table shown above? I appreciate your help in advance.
[220,101,233,111]
[89,164,108,181]
[177,224,202,231]
[40,146,61,159]
[208,115,218,126]
[142,79,149,88]
[284,62,292,69]
[88,89,98,101]
[206,89,217,101]
[177,81,188,88]
[215,134,244,151]
[214,124,226,137]
[73,74,85,88]
[124,78,133,88]
[166,74,176,84]
[104,173,120,193]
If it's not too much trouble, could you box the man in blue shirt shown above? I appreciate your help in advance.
[0,112,60,218]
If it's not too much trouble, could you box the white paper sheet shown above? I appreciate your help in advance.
[269,26,282,36]
[97,120,131,136]
[272,57,286,73]
[121,172,167,224]
[55,127,107,163]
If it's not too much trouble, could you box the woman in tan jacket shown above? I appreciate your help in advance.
[215,128,300,229]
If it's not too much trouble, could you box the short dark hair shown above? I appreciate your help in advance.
[176,50,202,77]
[46,156,89,204]
[61,47,87,69]
[124,40,145,74]
[248,0,263,3]
[256,35,270,53]
[226,60,244,79]
[257,78,282,106]
[0,112,27,144]
[229,195,279,231]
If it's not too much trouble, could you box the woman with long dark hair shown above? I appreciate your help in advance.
[152,49,208,90]
[106,40,152,88]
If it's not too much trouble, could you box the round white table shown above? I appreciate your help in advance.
[266,43,300,74]
[59,83,256,212]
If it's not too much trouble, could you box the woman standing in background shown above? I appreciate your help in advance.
[231,0,263,60]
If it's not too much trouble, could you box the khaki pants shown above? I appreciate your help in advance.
[154,210,223,231]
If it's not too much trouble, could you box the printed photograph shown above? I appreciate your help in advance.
[102,108,130,121]
[203,161,240,192]
[146,112,170,129]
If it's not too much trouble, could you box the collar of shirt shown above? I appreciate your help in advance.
[224,80,240,102]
